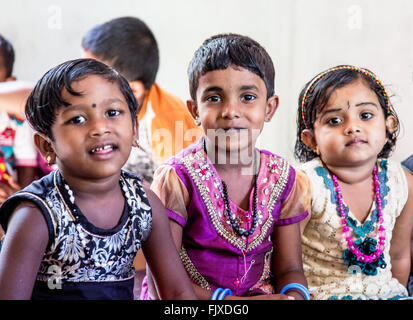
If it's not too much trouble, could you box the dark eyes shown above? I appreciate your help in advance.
[360,112,373,120]
[66,109,122,125]
[106,109,121,117]
[326,117,342,126]
[242,94,256,102]
[205,94,256,103]
[206,95,221,102]
[326,112,374,126]
[68,115,86,125]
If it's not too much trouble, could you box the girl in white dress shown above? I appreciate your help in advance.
[295,65,413,300]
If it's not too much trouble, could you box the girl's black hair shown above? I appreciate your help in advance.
[294,65,400,162]
[25,58,138,140]
[187,33,275,101]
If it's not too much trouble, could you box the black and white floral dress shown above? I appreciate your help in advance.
[0,169,152,299]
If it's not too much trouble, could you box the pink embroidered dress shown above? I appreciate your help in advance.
[141,138,308,298]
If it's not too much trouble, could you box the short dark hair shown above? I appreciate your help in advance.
[294,65,400,162]
[25,58,138,140]
[0,34,15,78]
[187,33,275,101]
[81,16,159,90]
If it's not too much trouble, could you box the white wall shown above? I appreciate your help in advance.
[1,0,412,164]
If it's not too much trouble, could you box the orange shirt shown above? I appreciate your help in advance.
[138,83,203,163]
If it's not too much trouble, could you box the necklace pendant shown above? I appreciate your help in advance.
[331,164,387,275]
[233,278,241,287]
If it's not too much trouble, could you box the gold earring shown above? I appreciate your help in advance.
[194,118,201,126]
[135,139,140,147]
[46,155,53,166]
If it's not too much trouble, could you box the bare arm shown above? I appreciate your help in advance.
[150,220,215,300]
[147,214,295,300]
[0,202,48,299]
[272,222,309,300]
[0,81,33,116]
[390,168,413,286]
[141,186,197,300]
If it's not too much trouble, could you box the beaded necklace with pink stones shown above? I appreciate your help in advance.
[330,163,387,275]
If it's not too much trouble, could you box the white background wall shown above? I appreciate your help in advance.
[1,0,412,164]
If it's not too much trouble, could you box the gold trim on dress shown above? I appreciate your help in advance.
[180,245,211,290]
[181,150,290,253]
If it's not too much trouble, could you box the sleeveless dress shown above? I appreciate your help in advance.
[0,169,152,300]
[141,138,308,298]
[300,158,410,300]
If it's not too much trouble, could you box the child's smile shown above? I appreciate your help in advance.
[50,75,137,180]
[188,65,277,155]
[88,141,118,157]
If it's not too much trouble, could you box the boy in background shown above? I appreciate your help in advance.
[82,17,203,183]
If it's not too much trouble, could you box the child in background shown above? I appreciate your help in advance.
[295,65,413,299]
[0,35,16,83]
[82,16,203,182]
[0,33,27,116]
[0,35,37,214]
[0,59,197,300]
[143,34,310,300]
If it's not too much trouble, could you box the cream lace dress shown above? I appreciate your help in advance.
[299,158,409,300]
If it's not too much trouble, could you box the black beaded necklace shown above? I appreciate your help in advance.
[56,170,133,268]
[221,175,258,237]
[203,140,259,237]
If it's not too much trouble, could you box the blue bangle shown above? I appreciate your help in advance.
[211,288,223,300]
[217,288,233,300]
[280,283,311,300]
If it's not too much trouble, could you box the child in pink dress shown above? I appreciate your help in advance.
[142,34,311,300]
